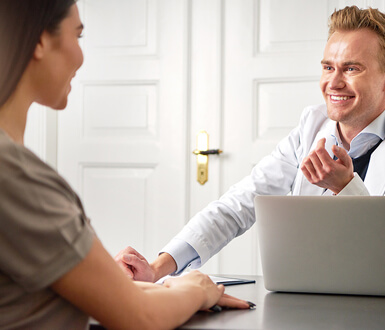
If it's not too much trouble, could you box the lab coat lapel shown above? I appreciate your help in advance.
[295,126,336,196]
[364,140,385,195]
[295,172,325,195]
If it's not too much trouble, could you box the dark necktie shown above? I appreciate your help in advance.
[351,139,382,181]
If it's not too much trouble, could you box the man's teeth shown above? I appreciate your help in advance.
[331,95,352,100]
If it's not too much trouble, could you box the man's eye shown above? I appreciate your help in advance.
[346,66,360,72]
[323,66,333,71]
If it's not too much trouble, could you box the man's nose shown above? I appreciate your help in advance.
[329,71,345,89]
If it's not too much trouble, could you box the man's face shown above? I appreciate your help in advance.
[320,28,385,139]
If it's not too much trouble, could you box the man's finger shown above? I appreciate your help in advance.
[332,144,352,167]
[308,152,324,174]
[116,260,134,278]
[316,137,326,148]
[301,157,318,181]
[121,246,146,260]
[314,138,334,167]
[301,165,312,182]
[123,254,148,273]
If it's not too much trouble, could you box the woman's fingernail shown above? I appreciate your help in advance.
[123,255,131,262]
[209,305,222,313]
[247,301,256,309]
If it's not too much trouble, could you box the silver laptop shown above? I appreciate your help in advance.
[254,195,385,296]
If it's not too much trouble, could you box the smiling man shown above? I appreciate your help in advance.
[300,24,385,195]
[116,6,385,283]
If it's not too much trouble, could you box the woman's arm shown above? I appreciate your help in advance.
[51,237,245,330]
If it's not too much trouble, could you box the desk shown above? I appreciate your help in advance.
[178,275,385,329]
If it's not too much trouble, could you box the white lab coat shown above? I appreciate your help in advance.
[170,104,385,266]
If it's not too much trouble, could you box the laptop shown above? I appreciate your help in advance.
[254,195,385,296]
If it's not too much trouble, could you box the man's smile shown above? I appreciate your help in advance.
[330,95,354,101]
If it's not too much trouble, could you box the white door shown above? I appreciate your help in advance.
[57,0,190,258]
[54,0,383,275]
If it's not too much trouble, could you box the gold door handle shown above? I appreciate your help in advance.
[192,149,223,155]
[192,130,222,185]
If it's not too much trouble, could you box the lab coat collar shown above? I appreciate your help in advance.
[363,140,385,195]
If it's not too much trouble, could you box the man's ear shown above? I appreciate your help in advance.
[33,30,51,60]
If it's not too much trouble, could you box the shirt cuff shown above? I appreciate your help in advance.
[337,172,370,196]
[160,238,200,275]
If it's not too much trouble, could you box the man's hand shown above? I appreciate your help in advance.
[114,246,156,282]
[300,138,354,194]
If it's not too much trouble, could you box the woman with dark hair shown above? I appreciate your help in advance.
[0,1,250,329]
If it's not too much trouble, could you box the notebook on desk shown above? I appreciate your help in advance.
[254,195,385,296]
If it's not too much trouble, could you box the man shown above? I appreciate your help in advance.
[115,6,385,282]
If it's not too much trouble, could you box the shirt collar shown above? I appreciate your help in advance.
[331,110,385,158]
[359,109,385,139]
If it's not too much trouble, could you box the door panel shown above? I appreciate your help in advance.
[58,0,188,257]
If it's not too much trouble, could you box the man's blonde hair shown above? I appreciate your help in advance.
[328,6,385,71]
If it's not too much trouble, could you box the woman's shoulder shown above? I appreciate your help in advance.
[0,129,75,198]
[0,129,49,178]
[0,129,26,174]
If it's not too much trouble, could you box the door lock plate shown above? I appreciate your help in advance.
[192,131,222,185]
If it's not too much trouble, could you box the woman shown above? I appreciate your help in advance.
[0,1,251,329]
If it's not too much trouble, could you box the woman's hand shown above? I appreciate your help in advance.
[163,270,250,310]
